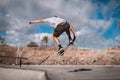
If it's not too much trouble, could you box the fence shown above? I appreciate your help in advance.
[0,42,49,66]
[0,56,27,67]
[0,42,28,67]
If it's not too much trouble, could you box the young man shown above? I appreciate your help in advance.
[29,16,76,54]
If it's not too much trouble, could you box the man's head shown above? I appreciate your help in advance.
[54,16,58,17]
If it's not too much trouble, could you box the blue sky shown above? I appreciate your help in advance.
[36,24,54,34]
[0,0,120,49]
[104,21,119,39]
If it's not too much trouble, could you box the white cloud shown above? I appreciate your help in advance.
[5,31,54,47]
[89,19,113,30]
[38,0,62,10]
[74,26,116,50]
[0,0,119,49]
[115,35,120,46]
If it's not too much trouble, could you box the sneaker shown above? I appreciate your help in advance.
[58,46,63,51]
[59,51,64,56]
[58,47,63,52]
[57,46,64,54]
[68,40,73,46]
[58,48,64,56]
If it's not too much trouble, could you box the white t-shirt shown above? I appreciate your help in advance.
[43,17,66,28]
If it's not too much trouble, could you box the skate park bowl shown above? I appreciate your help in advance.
[0,65,120,80]
[0,67,47,80]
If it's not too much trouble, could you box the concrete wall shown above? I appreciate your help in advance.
[0,67,47,80]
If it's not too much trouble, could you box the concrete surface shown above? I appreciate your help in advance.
[0,67,47,80]
[23,65,120,80]
[0,65,120,80]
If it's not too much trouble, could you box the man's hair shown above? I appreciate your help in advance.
[54,16,58,17]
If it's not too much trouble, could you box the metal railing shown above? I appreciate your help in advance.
[0,56,27,67]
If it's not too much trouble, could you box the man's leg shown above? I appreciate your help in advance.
[66,29,74,46]
[66,29,72,42]
[53,35,60,45]
[53,35,63,50]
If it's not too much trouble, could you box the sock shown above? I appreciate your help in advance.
[58,44,62,48]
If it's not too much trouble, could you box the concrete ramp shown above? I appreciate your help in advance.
[0,65,120,80]
[0,67,47,80]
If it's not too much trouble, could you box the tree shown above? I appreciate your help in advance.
[27,41,38,47]
[0,36,5,45]
[0,31,5,44]
[41,36,49,47]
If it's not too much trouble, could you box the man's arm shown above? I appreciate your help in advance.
[69,25,76,42]
[29,20,45,24]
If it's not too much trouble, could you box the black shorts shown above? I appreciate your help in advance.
[53,22,70,37]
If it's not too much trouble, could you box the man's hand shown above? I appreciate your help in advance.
[29,21,34,24]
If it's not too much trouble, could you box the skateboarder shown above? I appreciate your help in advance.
[29,16,76,55]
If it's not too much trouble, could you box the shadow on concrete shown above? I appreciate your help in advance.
[69,68,92,72]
